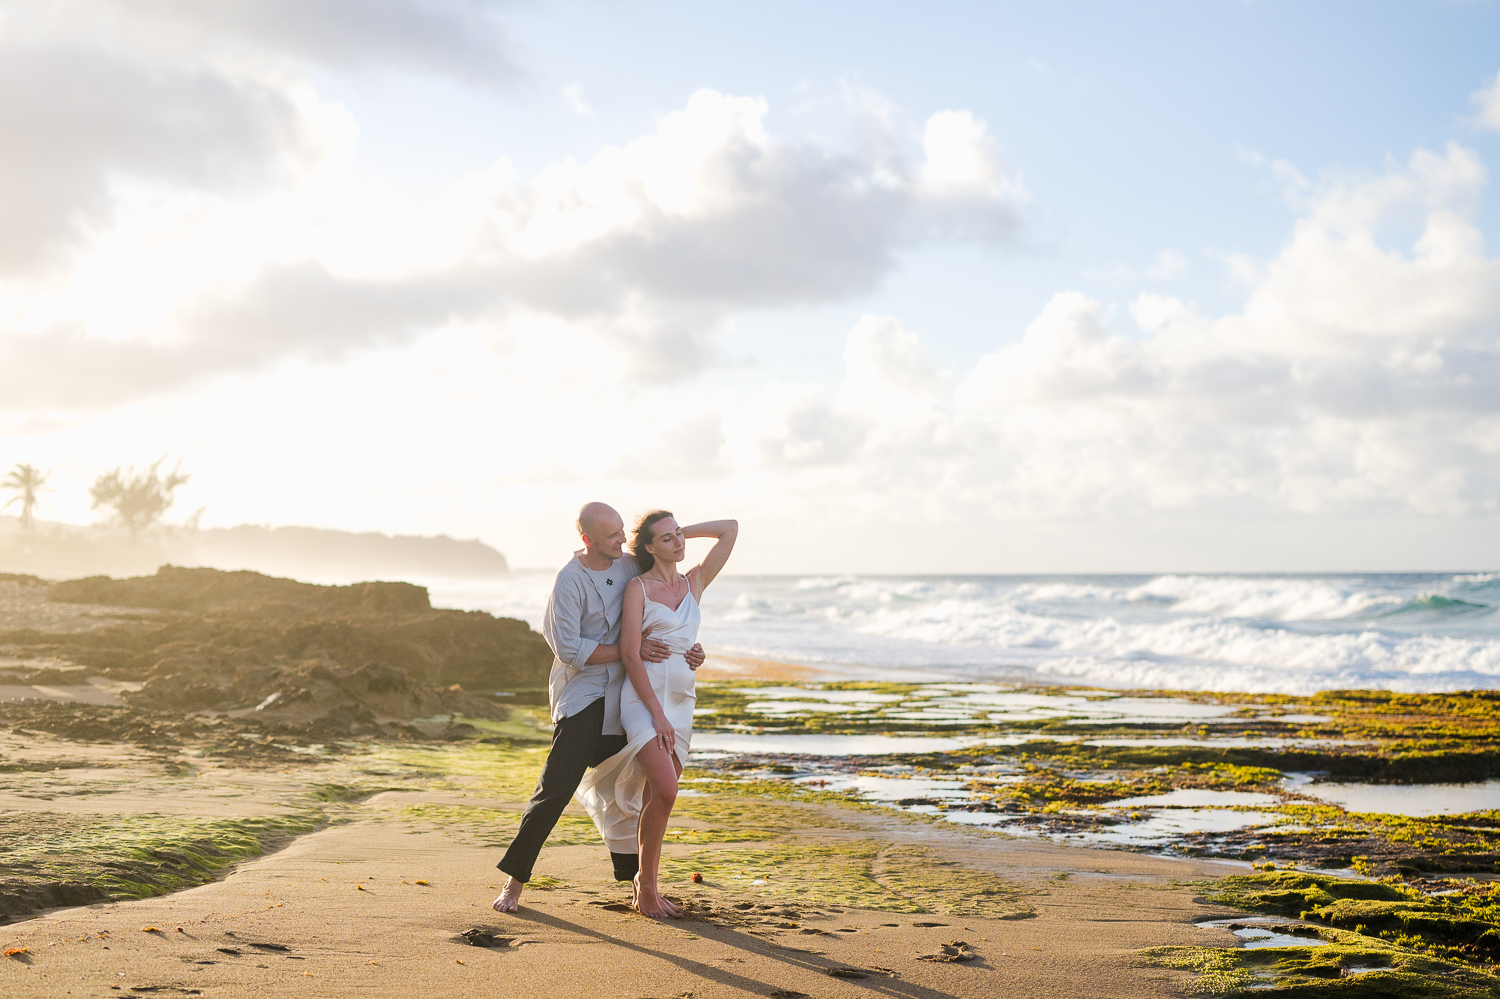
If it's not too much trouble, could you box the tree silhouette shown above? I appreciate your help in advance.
[90,459,189,536]
[2,463,50,532]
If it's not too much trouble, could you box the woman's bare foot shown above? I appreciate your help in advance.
[492,877,524,913]
[633,876,681,919]
[631,882,680,915]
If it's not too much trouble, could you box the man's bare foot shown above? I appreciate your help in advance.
[492,877,524,913]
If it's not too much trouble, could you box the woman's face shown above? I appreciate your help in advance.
[645,516,686,564]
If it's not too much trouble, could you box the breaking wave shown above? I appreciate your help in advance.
[433,571,1500,695]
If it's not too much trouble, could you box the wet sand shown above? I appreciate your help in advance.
[0,807,1242,998]
[0,716,1255,997]
[0,575,1274,995]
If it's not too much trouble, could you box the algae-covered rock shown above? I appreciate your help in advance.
[1207,871,1412,916]
[1205,870,1500,970]
[0,566,553,727]
[47,567,433,616]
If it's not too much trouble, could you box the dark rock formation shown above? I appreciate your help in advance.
[2,566,552,730]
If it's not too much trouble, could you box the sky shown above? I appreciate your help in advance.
[4,0,1500,573]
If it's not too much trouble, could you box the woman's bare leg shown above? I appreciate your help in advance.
[634,742,683,918]
[634,780,680,916]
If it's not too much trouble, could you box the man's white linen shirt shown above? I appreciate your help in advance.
[542,554,642,734]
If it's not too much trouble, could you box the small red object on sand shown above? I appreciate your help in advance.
[691,872,703,883]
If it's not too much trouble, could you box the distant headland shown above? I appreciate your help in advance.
[0,517,510,582]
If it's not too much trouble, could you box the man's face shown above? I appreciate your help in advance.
[583,514,627,559]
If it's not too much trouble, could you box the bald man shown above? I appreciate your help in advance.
[493,502,705,912]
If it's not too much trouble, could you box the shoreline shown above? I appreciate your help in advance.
[3,568,1500,993]
[0,737,1249,999]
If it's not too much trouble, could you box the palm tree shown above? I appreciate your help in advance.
[90,459,189,536]
[2,463,50,532]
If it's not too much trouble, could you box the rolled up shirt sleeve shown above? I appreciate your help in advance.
[543,575,599,669]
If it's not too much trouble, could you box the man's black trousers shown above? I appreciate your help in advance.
[497,696,638,883]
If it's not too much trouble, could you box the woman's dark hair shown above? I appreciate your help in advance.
[630,509,674,572]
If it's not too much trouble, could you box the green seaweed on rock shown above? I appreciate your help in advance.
[1141,941,1495,997]
[0,810,320,923]
[1202,871,1500,968]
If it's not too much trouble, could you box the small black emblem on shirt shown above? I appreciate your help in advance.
[606,579,613,585]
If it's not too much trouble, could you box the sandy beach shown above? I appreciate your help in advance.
[0,763,1241,999]
[5,569,1500,997]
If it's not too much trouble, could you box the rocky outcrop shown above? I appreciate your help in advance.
[1,566,553,730]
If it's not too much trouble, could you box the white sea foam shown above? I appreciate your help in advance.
[427,571,1500,695]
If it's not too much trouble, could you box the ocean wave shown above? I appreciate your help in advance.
[432,571,1500,695]
[1122,575,1405,621]
[1379,594,1492,618]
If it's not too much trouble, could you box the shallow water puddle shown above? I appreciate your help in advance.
[1087,809,1280,844]
[737,685,1256,727]
[691,733,978,755]
[939,806,1281,847]
[793,773,973,802]
[1195,918,1329,949]
[1106,789,1283,808]
[1307,778,1500,816]
[736,687,905,704]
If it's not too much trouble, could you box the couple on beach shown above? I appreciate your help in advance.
[493,502,738,918]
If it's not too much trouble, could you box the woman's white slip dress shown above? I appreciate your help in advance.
[575,576,701,854]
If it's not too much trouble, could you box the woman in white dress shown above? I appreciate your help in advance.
[575,510,737,918]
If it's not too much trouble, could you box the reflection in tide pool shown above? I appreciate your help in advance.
[1308,779,1500,816]
[1106,789,1283,808]
[794,773,978,802]
[943,807,1281,845]
[1196,919,1330,949]
[690,733,975,756]
[736,685,1257,726]
[1045,808,1280,846]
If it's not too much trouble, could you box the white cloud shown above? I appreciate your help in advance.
[468,92,1026,369]
[14,138,1500,569]
[1472,69,1500,132]
[842,315,945,400]
[20,0,520,83]
[0,84,1029,407]
[563,83,593,116]
[482,91,1025,304]
[0,1,519,275]
[1146,249,1186,279]
[0,46,319,274]
[1088,248,1186,283]
[737,143,1500,523]
[609,413,729,480]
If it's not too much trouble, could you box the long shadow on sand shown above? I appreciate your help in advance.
[511,906,970,999]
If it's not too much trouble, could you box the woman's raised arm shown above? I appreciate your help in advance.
[681,519,738,595]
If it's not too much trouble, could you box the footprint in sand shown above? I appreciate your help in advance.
[917,941,978,963]
[457,928,516,948]
[828,966,896,978]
